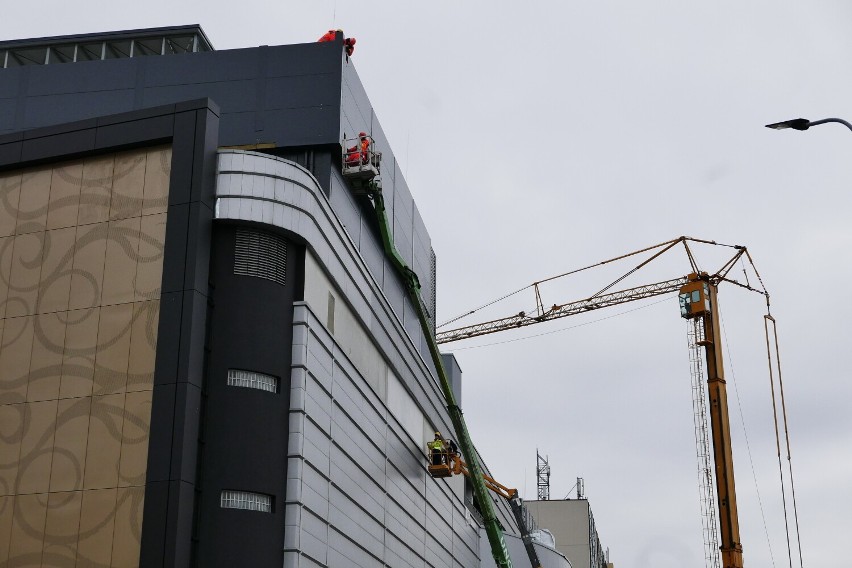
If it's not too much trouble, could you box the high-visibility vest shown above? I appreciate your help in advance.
[429,440,444,451]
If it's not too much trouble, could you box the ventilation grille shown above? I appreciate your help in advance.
[227,369,279,393]
[234,229,287,286]
[220,490,272,513]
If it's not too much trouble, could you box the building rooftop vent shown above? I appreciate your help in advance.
[0,24,213,69]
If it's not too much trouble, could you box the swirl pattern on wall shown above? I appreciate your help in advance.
[0,145,171,567]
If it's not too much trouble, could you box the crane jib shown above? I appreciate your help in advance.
[436,277,688,344]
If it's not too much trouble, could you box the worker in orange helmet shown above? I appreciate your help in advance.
[346,132,371,166]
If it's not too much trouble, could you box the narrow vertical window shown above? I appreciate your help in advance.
[327,292,335,334]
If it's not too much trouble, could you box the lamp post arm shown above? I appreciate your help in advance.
[807,118,852,132]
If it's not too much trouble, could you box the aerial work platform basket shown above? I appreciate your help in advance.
[342,134,381,181]
[426,444,457,479]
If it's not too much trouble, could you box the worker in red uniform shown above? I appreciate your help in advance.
[343,37,356,56]
[317,29,341,43]
[318,30,356,56]
[345,132,370,166]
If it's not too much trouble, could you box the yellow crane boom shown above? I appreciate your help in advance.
[436,277,687,344]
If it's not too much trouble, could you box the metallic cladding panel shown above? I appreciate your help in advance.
[0,42,343,148]
[288,305,482,567]
[339,59,437,336]
[327,168,362,245]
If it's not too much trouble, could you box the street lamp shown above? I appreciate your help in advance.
[766,117,852,133]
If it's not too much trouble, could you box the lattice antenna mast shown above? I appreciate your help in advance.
[537,450,551,501]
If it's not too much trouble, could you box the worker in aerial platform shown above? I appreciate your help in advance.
[448,439,459,460]
[345,132,371,166]
[318,29,356,56]
[428,432,446,466]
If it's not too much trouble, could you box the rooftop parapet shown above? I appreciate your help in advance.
[0,24,213,68]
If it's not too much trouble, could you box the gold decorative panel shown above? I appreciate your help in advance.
[0,145,171,567]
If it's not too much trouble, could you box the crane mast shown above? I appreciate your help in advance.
[679,273,743,568]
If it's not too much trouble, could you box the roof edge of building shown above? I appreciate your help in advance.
[0,24,213,50]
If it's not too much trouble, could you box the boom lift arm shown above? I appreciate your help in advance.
[432,449,543,568]
[359,180,514,568]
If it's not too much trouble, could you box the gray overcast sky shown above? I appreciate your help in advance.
[4,2,851,566]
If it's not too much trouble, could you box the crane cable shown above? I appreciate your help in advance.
[764,314,804,568]
[437,237,686,328]
[718,300,776,568]
[437,236,761,330]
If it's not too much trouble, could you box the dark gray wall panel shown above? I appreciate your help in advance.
[23,90,136,128]
[0,42,343,149]
[252,106,341,145]
[25,58,137,95]
[0,100,16,130]
[142,50,258,85]
[0,76,18,98]
[142,82,258,113]
[265,74,340,110]
[265,42,344,77]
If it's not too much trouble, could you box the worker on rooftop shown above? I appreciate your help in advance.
[318,29,356,56]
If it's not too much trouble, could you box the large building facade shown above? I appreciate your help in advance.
[0,26,571,567]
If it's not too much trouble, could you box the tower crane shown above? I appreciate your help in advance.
[435,236,771,568]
